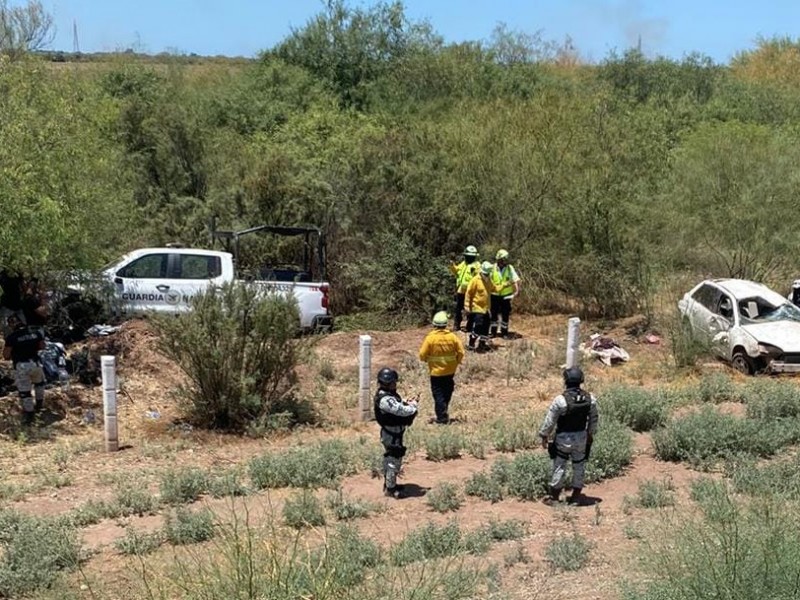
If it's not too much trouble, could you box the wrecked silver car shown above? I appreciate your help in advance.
[678,279,800,375]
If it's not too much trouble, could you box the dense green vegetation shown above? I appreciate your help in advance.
[4,1,800,319]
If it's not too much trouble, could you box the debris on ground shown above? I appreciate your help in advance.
[643,333,661,345]
[582,333,630,366]
[86,324,120,337]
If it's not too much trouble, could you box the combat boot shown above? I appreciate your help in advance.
[384,485,404,499]
[543,486,561,506]
[568,488,584,505]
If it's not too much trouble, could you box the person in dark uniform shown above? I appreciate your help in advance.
[374,367,418,499]
[0,270,25,335]
[3,315,46,424]
[538,367,599,505]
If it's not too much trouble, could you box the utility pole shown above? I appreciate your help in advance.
[73,19,80,55]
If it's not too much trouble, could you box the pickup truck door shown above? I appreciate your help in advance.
[113,252,172,314]
[168,253,227,311]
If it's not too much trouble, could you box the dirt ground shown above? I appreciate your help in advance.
[0,315,721,599]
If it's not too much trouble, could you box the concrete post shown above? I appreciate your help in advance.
[566,317,581,369]
[358,335,372,422]
[101,355,119,452]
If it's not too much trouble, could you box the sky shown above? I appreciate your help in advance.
[43,0,800,64]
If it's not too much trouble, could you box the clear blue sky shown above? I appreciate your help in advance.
[45,0,800,63]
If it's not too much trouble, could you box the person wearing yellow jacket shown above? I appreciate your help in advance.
[419,311,465,424]
[449,245,481,332]
[466,261,497,352]
[490,249,521,338]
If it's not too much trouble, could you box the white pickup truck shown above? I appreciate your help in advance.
[99,246,333,332]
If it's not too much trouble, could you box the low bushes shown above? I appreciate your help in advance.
[601,385,672,432]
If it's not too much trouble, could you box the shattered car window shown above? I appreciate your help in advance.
[739,296,800,323]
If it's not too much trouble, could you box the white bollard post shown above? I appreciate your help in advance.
[566,317,581,369]
[101,355,119,452]
[358,335,372,422]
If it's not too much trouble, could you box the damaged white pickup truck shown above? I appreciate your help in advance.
[678,278,800,374]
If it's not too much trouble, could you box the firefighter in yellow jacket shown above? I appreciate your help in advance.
[419,311,465,424]
[466,261,497,352]
[449,245,481,332]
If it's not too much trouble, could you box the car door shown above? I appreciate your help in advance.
[114,253,171,314]
[685,283,727,355]
[168,253,225,312]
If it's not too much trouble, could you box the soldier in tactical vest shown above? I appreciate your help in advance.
[538,366,599,505]
[3,314,46,425]
[374,367,418,499]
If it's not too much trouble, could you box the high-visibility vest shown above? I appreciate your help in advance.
[491,265,517,297]
[454,260,481,293]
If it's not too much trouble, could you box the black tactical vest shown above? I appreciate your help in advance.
[374,389,416,427]
[556,388,591,433]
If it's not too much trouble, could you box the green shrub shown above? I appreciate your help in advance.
[490,414,541,452]
[116,485,159,516]
[283,490,326,529]
[163,508,215,545]
[159,467,208,504]
[426,482,463,513]
[667,312,711,369]
[728,454,800,499]
[307,525,382,588]
[544,534,591,572]
[249,439,355,489]
[424,429,464,461]
[114,528,163,555]
[584,419,634,482]
[743,379,800,419]
[0,511,81,597]
[696,372,742,404]
[69,499,122,526]
[154,283,302,431]
[635,478,675,508]
[389,521,465,566]
[652,406,795,466]
[206,469,249,498]
[602,385,671,431]
[464,471,504,503]
[325,490,379,521]
[484,518,528,541]
[630,486,800,600]
[506,452,551,501]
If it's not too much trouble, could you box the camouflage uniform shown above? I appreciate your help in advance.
[375,389,417,495]
[538,387,599,502]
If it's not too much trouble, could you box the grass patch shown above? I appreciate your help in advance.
[490,413,541,452]
[506,452,551,501]
[601,385,671,431]
[630,484,800,600]
[584,419,635,482]
[249,439,356,489]
[163,508,215,545]
[114,528,163,555]
[634,478,675,508]
[424,428,464,461]
[544,534,591,572]
[465,470,505,503]
[325,490,380,521]
[743,379,800,419]
[69,499,122,526]
[727,454,800,498]
[695,372,742,404]
[389,520,488,566]
[425,482,463,513]
[0,510,81,597]
[116,484,159,516]
[283,490,326,529]
[206,469,249,498]
[652,406,800,467]
[159,467,209,504]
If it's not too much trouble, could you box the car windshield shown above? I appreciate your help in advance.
[739,296,800,323]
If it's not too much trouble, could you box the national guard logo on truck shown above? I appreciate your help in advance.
[165,290,182,305]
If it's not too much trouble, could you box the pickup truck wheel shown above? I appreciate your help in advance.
[731,351,755,375]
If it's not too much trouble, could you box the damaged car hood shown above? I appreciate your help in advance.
[741,321,800,352]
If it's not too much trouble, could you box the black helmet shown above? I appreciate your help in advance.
[377,367,399,386]
[563,366,584,388]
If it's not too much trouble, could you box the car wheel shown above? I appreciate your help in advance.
[731,351,755,375]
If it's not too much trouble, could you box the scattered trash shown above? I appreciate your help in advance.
[644,334,662,345]
[86,324,120,337]
[582,334,630,366]
[82,409,96,425]
[145,409,161,420]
